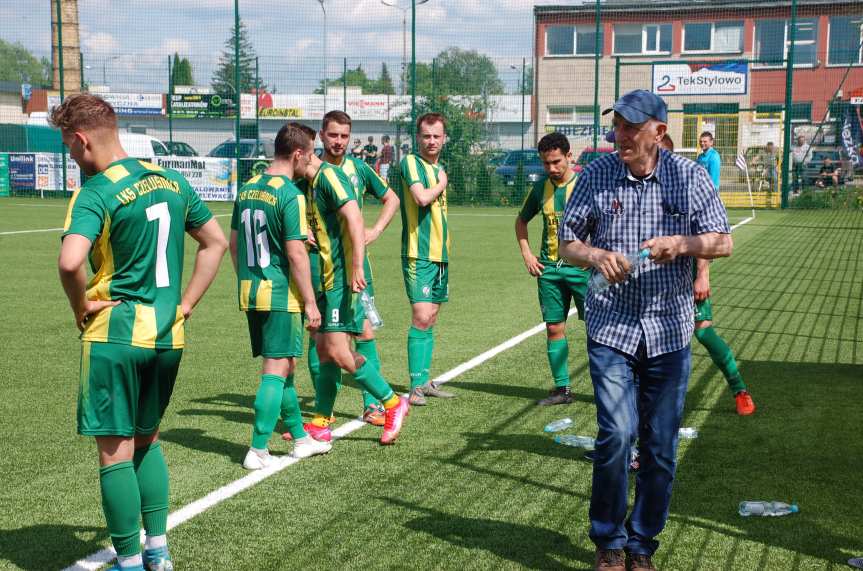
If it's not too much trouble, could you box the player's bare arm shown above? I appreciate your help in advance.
[228,230,239,272]
[514,217,544,277]
[408,168,447,207]
[58,234,119,331]
[365,188,400,245]
[694,258,711,302]
[182,218,228,318]
[337,199,367,293]
[285,238,321,331]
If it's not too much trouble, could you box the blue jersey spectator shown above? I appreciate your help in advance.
[696,131,721,191]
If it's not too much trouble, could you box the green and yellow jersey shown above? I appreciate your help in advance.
[304,163,359,291]
[333,155,389,208]
[398,153,451,263]
[518,174,587,270]
[62,157,213,349]
[230,174,308,312]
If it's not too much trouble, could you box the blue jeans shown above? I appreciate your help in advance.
[587,337,691,556]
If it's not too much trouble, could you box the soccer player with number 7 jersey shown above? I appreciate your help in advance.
[55,94,227,571]
[230,123,331,470]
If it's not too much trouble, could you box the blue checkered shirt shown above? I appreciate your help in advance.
[559,149,730,358]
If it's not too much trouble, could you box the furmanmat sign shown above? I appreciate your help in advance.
[652,63,748,96]
[154,157,237,201]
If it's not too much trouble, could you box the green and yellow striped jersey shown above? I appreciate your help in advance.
[518,174,586,269]
[304,163,359,291]
[62,157,213,349]
[332,155,389,208]
[398,153,451,262]
[230,174,308,312]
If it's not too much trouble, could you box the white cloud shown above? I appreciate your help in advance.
[82,31,119,55]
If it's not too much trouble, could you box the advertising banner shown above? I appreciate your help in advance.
[0,154,9,196]
[8,153,35,190]
[49,93,164,116]
[36,154,81,192]
[653,63,748,96]
[170,93,236,118]
[154,156,237,201]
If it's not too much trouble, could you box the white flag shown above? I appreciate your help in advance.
[735,153,748,174]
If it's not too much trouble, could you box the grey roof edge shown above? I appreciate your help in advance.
[535,0,861,16]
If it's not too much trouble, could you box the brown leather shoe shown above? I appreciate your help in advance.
[626,552,656,571]
[595,548,625,570]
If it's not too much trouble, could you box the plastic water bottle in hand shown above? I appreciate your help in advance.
[544,418,573,433]
[360,290,383,329]
[554,435,595,449]
[590,248,650,292]
[738,501,799,517]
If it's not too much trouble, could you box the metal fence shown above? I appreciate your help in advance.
[1,0,862,209]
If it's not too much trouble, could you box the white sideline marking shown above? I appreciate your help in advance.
[0,227,63,235]
[730,215,754,230]
[0,214,230,237]
[62,316,561,570]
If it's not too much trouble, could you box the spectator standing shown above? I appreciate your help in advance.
[364,136,379,168]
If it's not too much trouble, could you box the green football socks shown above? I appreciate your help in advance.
[251,374,286,450]
[546,337,570,388]
[353,358,395,402]
[308,337,320,397]
[695,326,747,394]
[314,362,341,418]
[133,443,169,538]
[408,326,429,390]
[355,339,382,408]
[99,461,142,557]
[424,326,435,383]
[280,374,307,440]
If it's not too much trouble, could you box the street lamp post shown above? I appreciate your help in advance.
[317,0,327,110]
[511,60,527,154]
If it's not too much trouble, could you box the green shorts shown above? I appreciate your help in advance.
[318,286,364,334]
[77,341,183,437]
[695,297,713,322]
[364,254,375,297]
[310,249,322,295]
[246,310,304,358]
[537,263,589,323]
[402,258,449,304]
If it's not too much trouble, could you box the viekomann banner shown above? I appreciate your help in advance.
[652,62,748,96]
[841,105,863,168]
[154,157,237,201]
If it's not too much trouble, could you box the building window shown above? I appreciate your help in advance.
[613,23,672,55]
[828,16,863,65]
[683,21,744,53]
[754,102,812,122]
[546,25,602,56]
[546,105,595,124]
[754,18,818,67]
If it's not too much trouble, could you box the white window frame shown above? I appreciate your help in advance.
[826,16,863,67]
[545,24,602,58]
[753,18,819,69]
[612,24,672,56]
[682,21,744,55]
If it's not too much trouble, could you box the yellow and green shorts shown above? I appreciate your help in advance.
[537,263,588,324]
[402,258,449,304]
[246,310,304,358]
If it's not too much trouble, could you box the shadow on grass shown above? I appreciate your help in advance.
[0,524,105,570]
[183,392,351,421]
[383,498,593,569]
[159,427,247,463]
[671,360,863,564]
[458,431,593,462]
[445,380,593,404]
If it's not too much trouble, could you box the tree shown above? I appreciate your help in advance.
[0,39,51,86]
[402,47,505,97]
[375,63,395,95]
[171,53,194,87]
[211,19,266,95]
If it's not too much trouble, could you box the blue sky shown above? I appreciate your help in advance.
[3,0,576,92]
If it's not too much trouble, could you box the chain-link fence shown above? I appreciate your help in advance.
[1,0,862,209]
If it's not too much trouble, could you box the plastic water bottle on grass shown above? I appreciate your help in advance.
[590,249,650,292]
[738,501,799,517]
[554,435,595,449]
[544,418,573,433]
[678,427,699,439]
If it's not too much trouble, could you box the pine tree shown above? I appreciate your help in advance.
[377,63,395,95]
[170,53,194,87]
[211,20,266,95]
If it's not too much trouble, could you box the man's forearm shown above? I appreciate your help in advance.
[682,233,733,259]
[371,192,399,234]
[514,218,533,258]
[59,265,88,317]
[560,239,598,268]
[182,244,224,312]
[287,246,316,306]
[695,258,710,279]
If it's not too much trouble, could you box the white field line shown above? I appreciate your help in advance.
[0,214,231,236]
[62,313,565,571]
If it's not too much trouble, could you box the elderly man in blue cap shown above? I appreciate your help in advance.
[559,90,733,571]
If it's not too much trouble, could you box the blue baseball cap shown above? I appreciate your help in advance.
[602,89,668,124]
